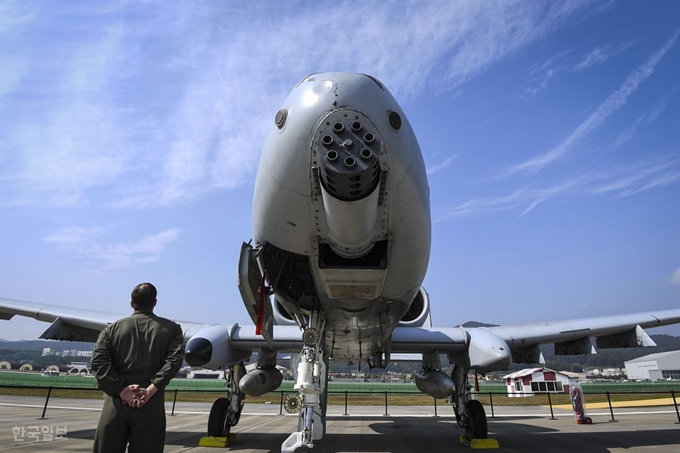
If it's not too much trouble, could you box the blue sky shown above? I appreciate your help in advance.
[1,1,678,341]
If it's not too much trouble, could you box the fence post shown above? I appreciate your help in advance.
[279,391,284,415]
[39,387,52,420]
[606,391,615,422]
[384,391,388,416]
[672,390,679,424]
[170,389,178,416]
[433,397,438,417]
[344,391,348,416]
[489,392,495,418]
[547,392,555,420]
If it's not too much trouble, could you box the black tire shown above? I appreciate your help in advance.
[466,400,488,439]
[585,417,592,425]
[208,398,231,437]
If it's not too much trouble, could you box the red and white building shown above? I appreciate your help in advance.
[503,367,574,397]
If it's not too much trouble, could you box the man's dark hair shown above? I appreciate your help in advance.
[131,283,157,310]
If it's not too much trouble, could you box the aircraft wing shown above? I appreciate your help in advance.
[0,297,213,343]
[385,308,680,372]
[486,309,680,348]
[211,308,680,372]
[2,296,679,372]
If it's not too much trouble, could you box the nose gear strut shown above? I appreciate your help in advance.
[281,312,328,453]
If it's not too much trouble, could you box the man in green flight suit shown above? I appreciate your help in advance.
[91,282,185,453]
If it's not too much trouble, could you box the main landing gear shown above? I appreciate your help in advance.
[208,362,246,437]
[451,365,488,440]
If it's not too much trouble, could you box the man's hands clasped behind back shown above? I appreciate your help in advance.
[119,384,159,408]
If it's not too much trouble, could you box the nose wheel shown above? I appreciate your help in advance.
[302,328,319,346]
[284,394,303,413]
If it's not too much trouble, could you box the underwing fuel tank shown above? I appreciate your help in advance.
[239,368,283,397]
[414,370,454,399]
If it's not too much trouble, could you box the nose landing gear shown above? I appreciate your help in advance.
[281,312,328,453]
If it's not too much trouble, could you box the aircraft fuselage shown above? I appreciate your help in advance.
[252,73,431,363]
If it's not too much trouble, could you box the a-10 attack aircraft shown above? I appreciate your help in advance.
[2,72,680,453]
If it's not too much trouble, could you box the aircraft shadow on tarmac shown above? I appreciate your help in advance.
[62,417,679,453]
[62,428,205,449]
[61,428,96,440]
[486,420,679,452]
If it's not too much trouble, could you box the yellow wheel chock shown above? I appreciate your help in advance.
[459,435,500,449]
[199,433,238,447]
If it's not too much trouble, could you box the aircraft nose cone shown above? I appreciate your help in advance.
[185,337,213,366]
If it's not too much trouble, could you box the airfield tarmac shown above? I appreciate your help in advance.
[0,396,678,452]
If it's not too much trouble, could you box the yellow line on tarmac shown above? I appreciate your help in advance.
[550,398,677,410]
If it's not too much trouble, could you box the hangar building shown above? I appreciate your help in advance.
[624,350,680,381]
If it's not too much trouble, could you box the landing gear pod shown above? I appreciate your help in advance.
[185,324,250,369]
[415,370,454,399]
[238,367,283,397]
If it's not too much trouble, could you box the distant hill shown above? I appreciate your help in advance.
[460,321,498,328]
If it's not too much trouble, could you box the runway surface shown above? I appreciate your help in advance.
[1,396,678,452]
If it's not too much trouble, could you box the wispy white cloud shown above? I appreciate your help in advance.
[437,154,680,220]
[44,227,181,269]
[610,88,678,148]
[434,189,531,220]
[0,1,36,34]
[426,155,458,175]
[0,55,27,97]
[613,115,646,148]
[43,227,103,249]
[501,31,679,177]
[671,268,680,285]
[521,50,571,98]
[1,12,145,207]
[518,178,586,217]
[0,1,603,209]
[588,156,680,198]
[432,1,600,92]
[434,178,587,220]
[648,87,677,124]
[573,41,633,72]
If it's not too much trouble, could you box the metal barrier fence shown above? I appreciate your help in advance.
[1,385,679,424]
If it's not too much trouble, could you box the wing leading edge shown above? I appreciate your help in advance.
[0,298,213,343]
[387,308,680,371]
[486,309,680,347]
